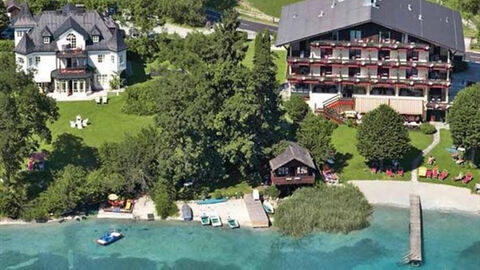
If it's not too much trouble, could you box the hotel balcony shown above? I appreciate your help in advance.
[287,74,451,89]
[51,66,93,80]
[287,57,451,70]
[310,40,431,51]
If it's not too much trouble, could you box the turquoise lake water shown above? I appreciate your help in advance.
[1,206,480,270]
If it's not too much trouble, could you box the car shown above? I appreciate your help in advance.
[1,27,14,39]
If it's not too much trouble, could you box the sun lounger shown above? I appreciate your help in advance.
[438,170,448,180]
[453,172,464,182]
[82,119,89,127]
[70,121,76,128]
[426,169,432,178]
[125,200,133,211]
[418,166,427,177]
[397,168,404,177]
[463,172,473,184]
[370,167,378,174]
[386,169,394,177]
[432,169,439,179]
[102,96,108,104]
[95,96,101,104]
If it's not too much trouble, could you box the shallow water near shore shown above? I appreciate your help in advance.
[1,206,480,270]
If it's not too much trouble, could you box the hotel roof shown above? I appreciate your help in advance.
[276,0,465,52]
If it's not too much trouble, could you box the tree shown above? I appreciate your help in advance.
[0,54,58,187]
[0,1,9,31]
[284,95,310,124]
[151,180,177,219]
[448,84,480,158]
[212,9,247,65]
[296,113,337,164]
[356,105,410,164]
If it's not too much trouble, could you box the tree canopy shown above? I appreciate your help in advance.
[296,113,337,164]
[356,105,410,163]
[448,84,480,153]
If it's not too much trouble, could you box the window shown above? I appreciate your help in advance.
[17,57,24,64]
[66,33,76,49]
[96,74,108,85]
[119,54,124,64]
[331,31,339,41]
[43,36,50,44]
[296,166,308,175]
[111,55,115,64]
[379,31,391,42]
[97,54,104,63]
[92,35,99,43]
[350,30,361,41]
[35,56,40,65]
[16,31,24,38]
[277,167,289,176]
[28,57,33,66]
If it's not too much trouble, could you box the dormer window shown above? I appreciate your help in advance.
[43,36,50,44]
[93,35,99,43]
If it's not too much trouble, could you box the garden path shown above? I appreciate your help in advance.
[411,125,441,182]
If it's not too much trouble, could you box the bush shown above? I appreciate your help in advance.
[419,123,437,134]
[122,79,161,115]
[151,181,178,219]
[345,119,356,128]
[264,185,280,199]
[212,190,223,199]
[0,40,14,52]
[275,185,372,237]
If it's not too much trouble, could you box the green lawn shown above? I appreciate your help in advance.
[420,130,480,190]
[332,125,433,181]
[243,40,287,83]
[246,0,302,18]
[43,95,154,150]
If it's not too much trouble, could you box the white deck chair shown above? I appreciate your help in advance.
[102,96,108,104]
[70,121,76,128]
[82,119,89,127]
[76,121,83,129]
[95,96,101,104]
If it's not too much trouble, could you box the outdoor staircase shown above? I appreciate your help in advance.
[317,107,345,124]
[317,94,356,124]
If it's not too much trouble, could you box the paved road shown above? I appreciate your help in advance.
[465,51,480,63]
[238,19,278,33]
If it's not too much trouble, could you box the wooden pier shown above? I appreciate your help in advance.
[407,194,423,266]
[244,193,269,228]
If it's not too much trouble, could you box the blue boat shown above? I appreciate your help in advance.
[96,231,123,246]
[196,198,228,205]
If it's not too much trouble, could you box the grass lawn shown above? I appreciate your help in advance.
[419,130,480,190]
[243,40,287,83]
[43,95,154,150]
[246,0,302,18]
[332,125,433,181]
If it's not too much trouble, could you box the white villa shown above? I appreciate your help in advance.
[13,3,127,97]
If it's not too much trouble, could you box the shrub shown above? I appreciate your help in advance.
[345,119,356,128]
[151,181,178,219]
[275,185,372,237]
[0,40,14,52]
[264,185,280,199]
[419,123,437,134]
[212,190,223,199]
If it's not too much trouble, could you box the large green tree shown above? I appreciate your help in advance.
[448,84,480,157]
[0,54,58,187]
[0,1,9,31]
[284,95,310,124]
[356,105,410,163]
[296,113,337,164]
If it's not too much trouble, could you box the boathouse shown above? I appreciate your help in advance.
[269,142,316,186]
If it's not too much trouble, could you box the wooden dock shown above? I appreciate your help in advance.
[244,193,269,228]
[407,194,423,266]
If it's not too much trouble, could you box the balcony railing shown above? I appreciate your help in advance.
[310,40,431,51]
[58,66,87,74]
[57,46,87,58]
[287,57,451,70]
[287,74,451,88]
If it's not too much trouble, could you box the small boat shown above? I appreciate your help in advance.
[200,213,211,225]
[96,231,123,246]
[181,204,193,221]
[196,198,228,205]
[210,214,222,227]
[227,216,239,229]
[263,201,274,214]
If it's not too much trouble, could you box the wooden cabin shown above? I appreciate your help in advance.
[269,142,316,186]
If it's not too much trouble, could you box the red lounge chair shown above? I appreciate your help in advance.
[438,170,448,180]
[463,172,473,184]
[426,169,432,178]
[386,169,394,177]
[432,169,439,179]
[371,167,378,174]
[397,168,404,177]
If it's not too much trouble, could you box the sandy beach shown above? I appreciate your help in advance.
[351,180,480,214]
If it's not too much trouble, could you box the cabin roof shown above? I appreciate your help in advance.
[269,142,315,171]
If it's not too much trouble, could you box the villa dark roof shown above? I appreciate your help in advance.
[269,142,316,171]
[276,0,465,52]
[41,26,52,37]
[13,3,127,54]
[13,2,36,27]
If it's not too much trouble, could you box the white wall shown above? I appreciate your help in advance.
[88,50,126,90]
[31,53,56,83]
[311,47,321,58]
[361,49,378,60]
[14,27,31,46]
[307,93,339,110]
[333,48,349,59]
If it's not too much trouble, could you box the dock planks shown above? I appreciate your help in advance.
[244,193,269,228]
[409,194,423,265]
